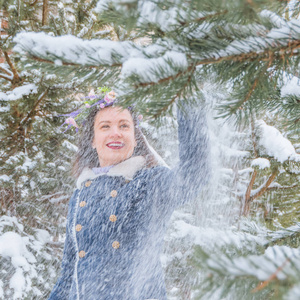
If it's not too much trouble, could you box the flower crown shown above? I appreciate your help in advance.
[61,87,143,132]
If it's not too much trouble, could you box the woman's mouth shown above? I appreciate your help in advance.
[106,142,125,150]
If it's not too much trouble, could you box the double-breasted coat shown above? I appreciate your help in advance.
[48,105,210,300]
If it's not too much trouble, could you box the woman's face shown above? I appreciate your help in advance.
[93,106,137,167]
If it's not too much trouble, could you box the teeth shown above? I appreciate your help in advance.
[108,143,123,147]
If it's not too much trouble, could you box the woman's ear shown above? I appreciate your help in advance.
[92,139,96,149]
[134,139,137,148]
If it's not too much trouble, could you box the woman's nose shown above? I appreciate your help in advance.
[110,126,122,138]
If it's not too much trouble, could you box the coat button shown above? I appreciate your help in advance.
[125,179,130,183]
[85,181,92,187]
[75,224,82,231]
[112,241,120,249]
[79,201,86,207]
[79,250,86,258]
[109,215,117,222]
[110,190,117,197]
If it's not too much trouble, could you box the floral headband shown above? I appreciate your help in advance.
[61,87,143,132]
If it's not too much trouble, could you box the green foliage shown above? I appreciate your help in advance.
[11,0,300,135]
[190,221,300,300]
[0,0,115,297]
[1,0,300,298]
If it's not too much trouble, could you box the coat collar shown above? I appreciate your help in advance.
[76,156,146,189]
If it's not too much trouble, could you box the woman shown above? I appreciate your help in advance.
[48,91,210,300]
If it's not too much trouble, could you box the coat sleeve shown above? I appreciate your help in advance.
[150,101,211,211]
[48,193,77,300]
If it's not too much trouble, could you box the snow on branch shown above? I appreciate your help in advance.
[122,51,188,83]
[13,32,137,66]
[281,76,300,98]
[255,120,300,163]
[13,32,190,84]
[0,84,38,101]
[206,245,300,281]
[269,223,300,243]
[95,0,184,32]
[211,18,300,59]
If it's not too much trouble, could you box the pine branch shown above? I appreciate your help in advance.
[3,51,21,84]
[16,35,300,96]
[269,223,300,245]
[125,40,300,91]
[42,0,49,26]
[251,116,258,157]
[0,90,52,156]
[266,183,298,191]
[29,55,122,68]
[0,73,13,82]
[178,10,229,26]
[250,170,278,201]
[200,40,300,65]
[194,242,300,299]
[242,154,279,215]
[252,258,290,292]
[238,77,259,110]
[242,169,258,216]
[0,66,13,76]
[151,64,197,118]
[241,115,258,216]
[134,64,196,88]
[20,90,49,126]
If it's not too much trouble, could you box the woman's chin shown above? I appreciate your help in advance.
[101,154,132,167]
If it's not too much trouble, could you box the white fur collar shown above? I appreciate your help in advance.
[76,156,146,189]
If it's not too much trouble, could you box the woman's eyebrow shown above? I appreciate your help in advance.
[98,120,111,125]
[98,119,130,125]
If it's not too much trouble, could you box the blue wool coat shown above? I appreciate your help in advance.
[48,106,210,300]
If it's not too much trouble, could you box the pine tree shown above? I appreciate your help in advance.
[162,83,300,299]
[2,0,300,298]
[0,0,110,298]
[12,0,300,127]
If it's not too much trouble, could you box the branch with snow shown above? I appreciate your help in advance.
[13,32,136,66]
[204,245,300,283]
[255,120,300,163]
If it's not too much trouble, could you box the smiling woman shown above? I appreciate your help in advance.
[48,90,211,300]
[72,103,159,179]
[92,107,137,167]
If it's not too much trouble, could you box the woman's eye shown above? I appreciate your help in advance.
[101,125,109,129]
[121,124,129,128]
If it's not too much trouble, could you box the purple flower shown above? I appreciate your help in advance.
[65,117,78,128]
[100,103,105,108]
[85,103,91,108]
[88,90,96,99]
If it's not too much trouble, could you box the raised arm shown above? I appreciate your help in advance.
[149,100,211,211]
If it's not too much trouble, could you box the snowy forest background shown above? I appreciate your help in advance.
[1,0,300,299]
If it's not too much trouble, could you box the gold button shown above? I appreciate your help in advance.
[85,181,92,187]
[109,215,117,222]
[79,250,86,258]
[75,224,82,231]
[79,201,86,207]
[110,190,117,197]
[125,180,130,183]
[112,241,120,249]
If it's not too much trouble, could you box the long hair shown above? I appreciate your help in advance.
[72,105,159,178]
